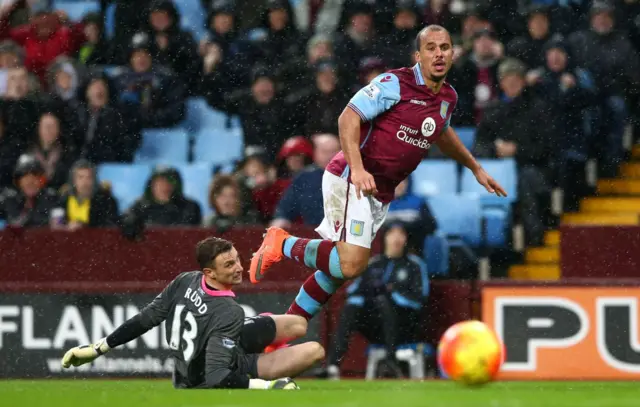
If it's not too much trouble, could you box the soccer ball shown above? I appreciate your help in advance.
[437,320,504,386]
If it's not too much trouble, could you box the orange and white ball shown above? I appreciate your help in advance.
[437,320,504,386]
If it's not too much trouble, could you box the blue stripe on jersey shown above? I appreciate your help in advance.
[413,63,425,85]
[360,121,375,149]
[341,165,350,179]
[449,84,459,101]
[348,103,367,121]
[348,73,401,121]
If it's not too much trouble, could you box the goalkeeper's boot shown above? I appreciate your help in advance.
[61,337,110,368]
[250,227,290,283]
[269,377,300,390]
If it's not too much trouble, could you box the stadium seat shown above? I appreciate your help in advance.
[101,65,120,77]
[193,127,244,166]
[97,164,152,212]
[456,127,475,151]
[0,219,5,230]
[427,194,482,247]
[423,232,450,277]
[53,1,100,21]
[183,98,224,132]
[104,2,116,38]
[460,158,517,204]
[410,160,458,197]
[366,343,435,380]
[174,163,214,218]
[135,128,190,164]
[173,0,206,41]
[460,159,517,247]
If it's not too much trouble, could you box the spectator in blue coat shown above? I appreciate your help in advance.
[322,222,429,379]
[386,177,437,255]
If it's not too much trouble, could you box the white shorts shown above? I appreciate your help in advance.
[315,171,390,249]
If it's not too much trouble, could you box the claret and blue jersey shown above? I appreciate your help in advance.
[326,63,458,203]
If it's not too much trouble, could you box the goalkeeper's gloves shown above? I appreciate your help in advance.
[269,377,299,390]
[61,337,111,368]
[249,377,299,390]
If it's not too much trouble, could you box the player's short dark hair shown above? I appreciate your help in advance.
[415,24,451,50]
[195,237,234,269]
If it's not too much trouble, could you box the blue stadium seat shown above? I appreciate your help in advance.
[460,158,517,205]
[53,1,100,21]
[460,159,517,247]
[174,0,206,41]
[183,98,224,132]
[423,232,450,277]
[456,127,475,151]
[411,160,458,197]
[0,219,5,230]
[135,128,190,164]
[104,2,116,38]
[97,164,152,212]
[174,163,214,218]
[183,98,242,132]
[101,65,120,77]
[427,194,482,247]
[193,127,244,166]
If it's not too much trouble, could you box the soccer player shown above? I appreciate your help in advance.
[249,25,507,321]
[61,237,323,390]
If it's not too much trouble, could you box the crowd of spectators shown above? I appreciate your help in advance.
[0,0,638,250]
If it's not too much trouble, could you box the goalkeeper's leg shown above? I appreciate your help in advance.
[257,341,325,380]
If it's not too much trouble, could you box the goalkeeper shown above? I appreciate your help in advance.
[61,237,323,390]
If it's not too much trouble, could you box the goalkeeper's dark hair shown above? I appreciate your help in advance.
[415,24,451,50]
[196,237,234,269]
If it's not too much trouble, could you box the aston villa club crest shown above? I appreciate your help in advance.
[440,101,449,119]
[350,220,365,236]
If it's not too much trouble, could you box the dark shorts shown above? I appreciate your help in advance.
[235,315,277,378]
[239,315,277,354]
[235,352,260,378]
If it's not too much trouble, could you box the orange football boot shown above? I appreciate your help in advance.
[250,227,291,283]
[264,343,291,353]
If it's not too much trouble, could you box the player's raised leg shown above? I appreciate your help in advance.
[285,171,388,319]
[256,342,326,380]
[250,170,387,320]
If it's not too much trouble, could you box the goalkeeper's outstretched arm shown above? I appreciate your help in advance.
[62,275,182,368]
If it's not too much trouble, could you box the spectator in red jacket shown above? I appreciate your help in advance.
[0,1,85,83]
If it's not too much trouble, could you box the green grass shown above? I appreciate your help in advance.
[1,380,639,407]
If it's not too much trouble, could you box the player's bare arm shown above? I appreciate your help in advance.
[338,107,377,199]
[416,26,506,197]
[436,127,507,197]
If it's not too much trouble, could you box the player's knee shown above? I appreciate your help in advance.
[306,341,325,362]
[291,316,308,339]
[339,258,368,279]
[336,242,370,279]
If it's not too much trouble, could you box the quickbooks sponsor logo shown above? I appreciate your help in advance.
[396,130,431,149]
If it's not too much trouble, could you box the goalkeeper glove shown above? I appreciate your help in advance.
[268,377,299,390]
[249,377,299,390]
[61,337,111,368]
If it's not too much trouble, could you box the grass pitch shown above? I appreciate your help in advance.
[1,380,638,407]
